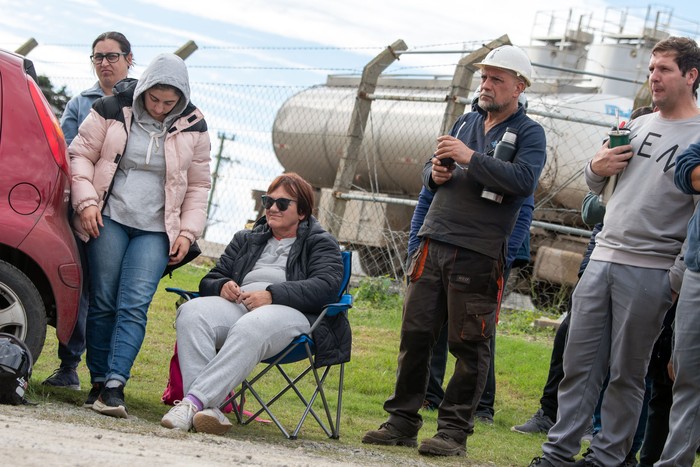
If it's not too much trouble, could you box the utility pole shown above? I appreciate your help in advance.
[203,132,236,238]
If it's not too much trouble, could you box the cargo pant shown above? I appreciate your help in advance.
[384,238,502,443]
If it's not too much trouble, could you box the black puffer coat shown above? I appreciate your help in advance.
[199,216,351,366]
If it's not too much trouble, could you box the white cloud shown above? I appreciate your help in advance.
[139,0,599,49]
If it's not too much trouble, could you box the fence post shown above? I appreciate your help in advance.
[174,40,198,60]
[327,39,408,237]
[439,34,511,134]
[15,38,38,56]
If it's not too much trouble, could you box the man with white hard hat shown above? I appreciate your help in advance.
[363,44,547,457]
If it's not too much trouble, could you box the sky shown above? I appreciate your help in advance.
[4,0,700,88]
[2,0,700,243]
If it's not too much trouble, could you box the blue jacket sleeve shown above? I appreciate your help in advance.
[60,97,81,146]
[506,194,534,267]
[407,187,434,257]
[675,142,700,194]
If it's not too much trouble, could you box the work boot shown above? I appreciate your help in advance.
[362,422,417,447]
[418,432,466,456]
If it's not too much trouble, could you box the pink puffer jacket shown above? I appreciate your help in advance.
[69,90,211,248]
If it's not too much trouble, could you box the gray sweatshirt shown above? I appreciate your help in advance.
[584,112,700,292]
[104,53,191,232]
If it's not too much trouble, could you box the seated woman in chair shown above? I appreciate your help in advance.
[161,172,344,434]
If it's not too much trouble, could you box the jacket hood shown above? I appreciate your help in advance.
[133,53,190,125]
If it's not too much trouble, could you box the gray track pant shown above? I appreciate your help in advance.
[175,295,310,408]
[542,260,673,466]
[657,269,700,467]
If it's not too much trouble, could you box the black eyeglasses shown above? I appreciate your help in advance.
[90,52,128,64]
[261,195,296,211]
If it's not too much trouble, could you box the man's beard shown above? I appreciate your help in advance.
[479,97,505,113]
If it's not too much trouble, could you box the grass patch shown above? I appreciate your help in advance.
[29,265,592,466]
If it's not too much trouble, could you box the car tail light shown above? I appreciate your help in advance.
[27,78,69,176]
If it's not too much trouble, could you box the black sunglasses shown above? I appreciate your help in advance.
[261,195,296,212]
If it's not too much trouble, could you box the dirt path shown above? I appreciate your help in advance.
[0,403,405,466]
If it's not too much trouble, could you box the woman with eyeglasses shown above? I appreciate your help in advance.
[160,172,346,435]
[69,53,211,418]
[60,32,133,146]
[42,32,134,393]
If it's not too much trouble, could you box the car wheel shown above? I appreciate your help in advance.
[0,260,47,361]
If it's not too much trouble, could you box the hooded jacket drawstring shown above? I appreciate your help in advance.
[136,121,168,165]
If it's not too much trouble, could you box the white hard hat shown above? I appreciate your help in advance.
[475,45,533,87]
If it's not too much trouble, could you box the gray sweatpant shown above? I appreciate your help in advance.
[175,295,310,408]
[542,260,673,466]
[657,269,700,467]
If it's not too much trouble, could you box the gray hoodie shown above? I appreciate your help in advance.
[104,53,191,232]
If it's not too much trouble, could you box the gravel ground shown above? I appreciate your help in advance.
[0,402,443,466]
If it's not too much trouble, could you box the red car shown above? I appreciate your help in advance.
[0,49,80,360]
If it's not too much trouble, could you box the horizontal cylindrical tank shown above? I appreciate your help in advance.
[273,83,445,197]
[272,81,634,211]
[585,41,656,97]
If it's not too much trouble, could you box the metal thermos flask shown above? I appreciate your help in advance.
[481,128,518,203]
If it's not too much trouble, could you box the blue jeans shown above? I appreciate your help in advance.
[57,235,89,369]
[86,216,169,385]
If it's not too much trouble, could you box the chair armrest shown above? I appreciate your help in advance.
[165,287,200,301]
[323,294,353,317]
[308,294,353,333]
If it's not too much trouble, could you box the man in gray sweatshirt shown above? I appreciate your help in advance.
[531,36,700,467]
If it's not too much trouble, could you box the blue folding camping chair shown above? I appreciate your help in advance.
[166,250,353,439]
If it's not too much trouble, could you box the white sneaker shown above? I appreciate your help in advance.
[161,399,198,431]
[193,407,233,435]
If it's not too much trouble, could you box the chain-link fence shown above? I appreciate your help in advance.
[28,32,650,313]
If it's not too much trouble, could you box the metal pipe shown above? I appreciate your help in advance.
[333,191,418,207]
[526,109,613,128]
[531,220,592,237]
[531,62,647,84]
[395,49,646,85]
[452,96,615,128]
[395,49,476,55]
[333,192,594,238]
[361,92,448,103]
